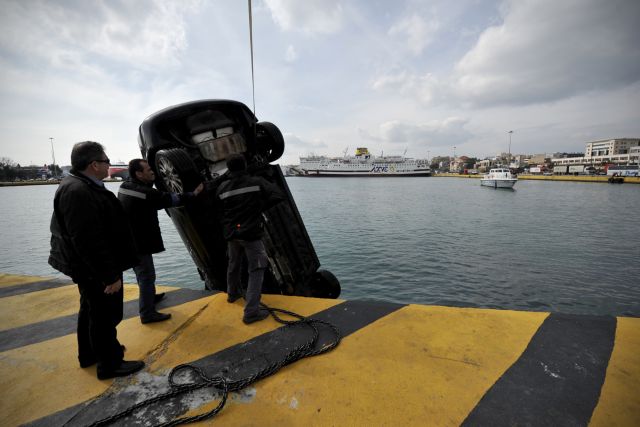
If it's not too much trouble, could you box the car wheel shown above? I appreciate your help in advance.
[256,121,285,162]
[310,269,341,299]
[155,148,201,193]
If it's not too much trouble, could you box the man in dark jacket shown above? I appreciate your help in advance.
[216,154,285,324]
[118,159,203,324]
[49,141,144,380]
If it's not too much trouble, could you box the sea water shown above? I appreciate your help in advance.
[1,178,638,317]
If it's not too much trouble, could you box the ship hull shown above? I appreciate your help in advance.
[301,170,431,177]
[299,147,431,177]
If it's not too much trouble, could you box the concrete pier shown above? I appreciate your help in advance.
[1,273,638,426]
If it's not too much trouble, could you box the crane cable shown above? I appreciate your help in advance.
[248,0,256,116]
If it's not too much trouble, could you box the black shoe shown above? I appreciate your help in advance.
[97,360,145,380]
[243,310,269,324]
[154,293,166,303]
[141,311,171,324]
[227,294,242,303]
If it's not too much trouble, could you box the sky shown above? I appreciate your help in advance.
[0,0,639,167]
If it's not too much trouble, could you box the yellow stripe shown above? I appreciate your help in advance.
[0,284,177,331]
[205,305,547,426]
[0,293,340,425]
[147,293,343,373]
[0,273,53,288]
[589,316,640,426]
[0,293,217,425]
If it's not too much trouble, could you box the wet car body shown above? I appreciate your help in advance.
[137,99,339,298]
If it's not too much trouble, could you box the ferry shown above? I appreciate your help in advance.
[480,168,518,189]
[299,147,431,177]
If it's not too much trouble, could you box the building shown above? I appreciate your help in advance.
[585,138,639,157]
[552,138,640,168]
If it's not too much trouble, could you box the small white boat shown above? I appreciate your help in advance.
[480,168,517,189]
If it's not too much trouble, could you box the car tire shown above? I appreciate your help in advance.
[256,121,285,162]
[310,269,341,299]
[154,148,201,193]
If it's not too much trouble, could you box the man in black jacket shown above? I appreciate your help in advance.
[49,141,144,380]
[118,159,203,324]
[216,154,285,324]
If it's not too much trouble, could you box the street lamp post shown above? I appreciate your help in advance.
[453,146,456,172]
[49,137,56,178]
[508,130,513,167]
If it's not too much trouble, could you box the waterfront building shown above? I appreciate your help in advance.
[585,138,639,157]
[552,138,640,168]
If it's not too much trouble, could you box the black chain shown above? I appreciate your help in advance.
[87,303,341,426]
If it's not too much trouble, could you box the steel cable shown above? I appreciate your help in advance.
[87,303,341,426]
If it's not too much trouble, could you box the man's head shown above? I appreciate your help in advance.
[71,141,110,180]
[129,159,155,184]
[226,154,247,172]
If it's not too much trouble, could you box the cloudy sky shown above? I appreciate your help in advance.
[1,0,639,167]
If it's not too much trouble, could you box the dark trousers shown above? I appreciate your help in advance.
[133,253,157,318]
[226,239,268,317]
[76,278,125,370]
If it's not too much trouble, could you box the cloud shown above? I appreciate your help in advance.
[359,117,472,147]
[372,0,640,108]
[283,132,328,153]
[454,0,640,106]
[371,71,443,104]
[0,0,201,69]
[285,45,297,62]
[388,13,440,56]
[263,0,344,35]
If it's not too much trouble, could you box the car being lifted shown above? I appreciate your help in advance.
[137,99,340,299]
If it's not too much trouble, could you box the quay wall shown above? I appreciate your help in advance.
[434,173,640,184]
[1,273,638,426]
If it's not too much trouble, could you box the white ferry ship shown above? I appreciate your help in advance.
[299,147,431,177]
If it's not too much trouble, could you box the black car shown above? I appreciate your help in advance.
[137,99,340,298]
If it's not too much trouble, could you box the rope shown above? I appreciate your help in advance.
[87,303,342,426]
[248,0,256,116]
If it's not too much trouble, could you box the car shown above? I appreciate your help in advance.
[137,99,340,299]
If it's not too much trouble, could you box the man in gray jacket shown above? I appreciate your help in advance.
[118,159,202,324]
[215,154,284,324]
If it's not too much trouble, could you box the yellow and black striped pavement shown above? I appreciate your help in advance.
[1,273,638,426]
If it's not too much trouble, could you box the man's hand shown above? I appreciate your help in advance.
[194,182,204,196]
[104,279,122,294]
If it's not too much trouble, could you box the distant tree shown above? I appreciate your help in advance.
[0,157,19,182]
[431,156,449,170]
[465,157,478,169]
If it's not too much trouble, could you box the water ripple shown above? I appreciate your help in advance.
[1,179,639,317]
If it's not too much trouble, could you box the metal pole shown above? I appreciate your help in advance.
[508,130,513,166]
[49,137,56,177]
[453,146,456,172]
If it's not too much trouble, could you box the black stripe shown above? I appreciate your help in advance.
[0,288,215,353]
[0,278,73,298]
[28,299,405,426]
[462,313,616,427]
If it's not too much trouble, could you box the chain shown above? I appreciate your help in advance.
[87,303,341,426]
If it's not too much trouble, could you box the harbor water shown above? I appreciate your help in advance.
[1,177,638,317]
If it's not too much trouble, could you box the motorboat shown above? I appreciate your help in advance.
[480,168,517,189]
